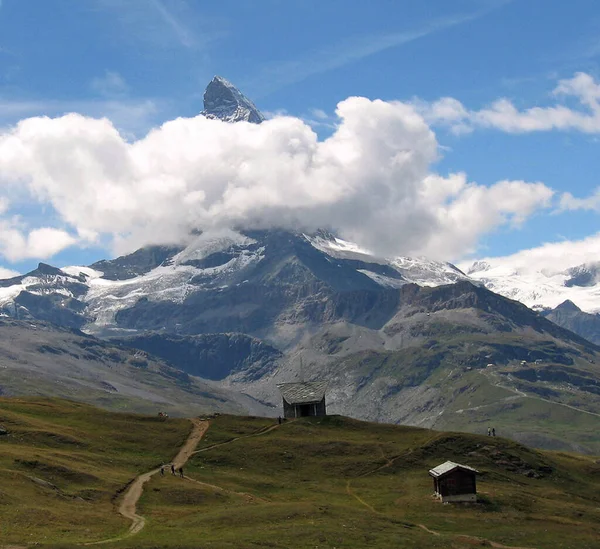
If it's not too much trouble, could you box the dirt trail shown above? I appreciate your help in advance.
[119,419,208,536]
[192,423,281,456]
[186,476,267,503]
[86,418,208,545]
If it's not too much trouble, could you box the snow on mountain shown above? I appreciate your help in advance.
[85,264,199,330]
[0,264,89,307]
[388,256,470,287]
[304,231,471,287]
[201,76,265,124]
[60,266,103,279]
[0,283,25,309]
[172,229,258,265]
[463,258,600,314]
[0,229,476,333]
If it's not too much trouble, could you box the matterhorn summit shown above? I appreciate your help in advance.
[201,75,265,124]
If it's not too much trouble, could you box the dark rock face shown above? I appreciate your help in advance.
[201,76,265,124]
[113,229,402,335]
[564,263,600,288]
[0,263,87,292]
[543,300,600,345]
[12,292,89,329]
[112,333,282,381]
[90,245,183,281]
[0,263,91,327]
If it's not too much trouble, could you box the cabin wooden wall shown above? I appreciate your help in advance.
[435,469,476,498]
[282,397,327,418]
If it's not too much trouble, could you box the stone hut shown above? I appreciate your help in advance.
[277,381,327,419]
[429,461,479,503]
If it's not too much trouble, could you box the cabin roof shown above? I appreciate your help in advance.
[429,460,479,478]
[277,381,328,405]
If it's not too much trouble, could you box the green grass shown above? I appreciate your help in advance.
[0,397,191,545]
[134,415,600,549]
[2,401,600,548]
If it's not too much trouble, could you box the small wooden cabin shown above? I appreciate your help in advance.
[277,381,327,419]
[429,461,479,503]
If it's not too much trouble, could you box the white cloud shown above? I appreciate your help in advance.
[0,97,554,263]
[419,72,600,134]
[559,187,600,213]
[0,267,18,279]
[0,220,77,262]
[420,175,554,259]
[459,233,600,279]
[91,70,129,97]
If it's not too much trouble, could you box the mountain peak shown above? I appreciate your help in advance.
[555,299,582,313]
[201,75,265,124]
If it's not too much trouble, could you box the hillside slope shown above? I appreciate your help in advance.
[223,281,600,453]
[0,402,599,548]
[0,318,271,417]
[1,238,600,453]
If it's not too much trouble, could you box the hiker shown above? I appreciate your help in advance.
[278,416,282,425]
[492,427,496,437]
[160,465,165,476]
[179,467,184,478]
[171,464,176,476]
[487,427,491,436]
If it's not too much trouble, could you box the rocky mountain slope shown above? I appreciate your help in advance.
[0,229,470,338]
[541,299,600,345]
[0,317,270,417]
[201,75,265,123]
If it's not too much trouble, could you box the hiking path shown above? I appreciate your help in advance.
[85,418,208,545]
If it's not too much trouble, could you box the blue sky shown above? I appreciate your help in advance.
[0,0,599,275]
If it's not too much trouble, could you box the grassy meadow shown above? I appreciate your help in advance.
[1,399,600,548]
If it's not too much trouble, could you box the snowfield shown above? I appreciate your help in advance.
[463,259,600,313]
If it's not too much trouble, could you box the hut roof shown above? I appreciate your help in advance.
[429,460,479,478]
[277,381,328,405]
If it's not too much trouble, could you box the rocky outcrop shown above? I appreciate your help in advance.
[542,300,600,345]
[201,76,265,124]
[112,333,282,381]
[90,245,183,281]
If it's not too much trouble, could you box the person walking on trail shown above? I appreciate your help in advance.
[492,427,496,437]
[160,465,165,476]
[171,464,176,476]
[487,427,491,436]
[179,467,184,478]
[278,416,282,425]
